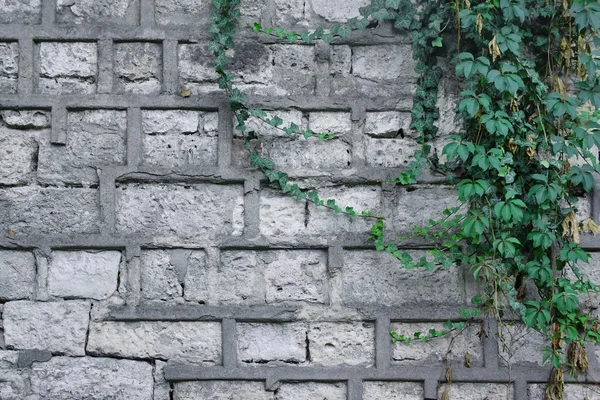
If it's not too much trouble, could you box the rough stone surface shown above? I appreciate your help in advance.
[87,321,222,363]
[0,186,100,235]
[353,45,417,82]
[142,110,218,167]
[0,251,36,301]
[0,126,42,185]
[529,383,600,400]
[175,381,273,400]
[343,250,465,306]
[141,249,185,300]
[365,111,412,138]
[0,0,41,24]
[259,189,306,238]
[266,138,352,170]
[114,42,162,94]
[56,0,138,24]
[308,0,369,22]
[276,382,347,400]
[115,183,244,238]
[153,360,171,400]
[237,323,307,365]
[438,383,513,400]
[3,300,90,355]
[38,109,127,185]
[0,109,50,129]
[308,322,375,366]
[365,137,421,167]
[497,324,547,366]
[363,382,424,400]
[391,322,483,366]
[38,42,97,94]
[30,357,154,400]
[155,0,212,25]
[308,112,352,136]
[48,250,122,300]
[0,42,18,94]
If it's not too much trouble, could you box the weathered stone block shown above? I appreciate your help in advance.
[308,112,352,135]
[0,0,41,24]
[1,110,50,129]
[363,381,423,400]
[56,0,138,24]
[0,43,18,94]
[529,383,600,400]
[393,185,462,233]
[263,250,328,303]
[38,42,97,94]
[38,109,126,185]
[0,125,42,185]
[87,321,221,363]
[276,382,347,400]
[342,250,465,306]
[497,323,547,366]
[0,351,24,399]
[178,43,218,93]
[114,42,162,95]
[391,322,483,366]
[237,322,307,365]
[155,0,211,25]
[269,44,317,96]
[48,250,121,300]
[308,322,374,366]
[30,357,153,400]
[153,360,171,400]
[0,186,100,235]
[307,0,368,22]
[330,45,351,77]
[259,188,306,238]
[175,381,273,400]
[115,183,244,239]
[438,383,513,400]
[272,0,305,26]
[265,138,352,170]
[352,45,417,81]
[3,300,90,355]
[237,110,303,139]
[141,249,190,301]
[365,137,420,167]
[0,251,36,301]
[142,110,218,167]
[181,250,209,303]
[209,250,263,304]
[365,111,412,138]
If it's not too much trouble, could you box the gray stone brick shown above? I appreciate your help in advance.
[308,112,352,136]
[269,44,317,96]
[87,321,221,363]
[175,381,273,400]
[208,250,264,305]
[307,0,368,22]
[38,42,97,94]
[3,300,90,355]
[308,322,375,366]
[1,110,50,129]
[363,382,424,400]
[141,249,188,301]
[114,42,162,95]
[352,45,417,81]
[393,185,462,233]
[153,360,171,400]
[115,183,244,239]
[56,0,139,24]
[391,322,483,366]
[330,45,351,77]
[438,383,513,400]
[155,0,211,25]
[37,109,127,185]
[264,138,351,171]
[272,0,305,26]
[0,186,100,235]
[177,43,219,94]
[142,110,218,167]
[0,125,42,185]
[276,382,347,400]
[259,188,306,238]
[0,0,41,24]
[0,251,35,301]
[497,323,547,366]
[365,111,412,138]
[237,322,307,365]
[30,357,153,400]
[238,110,303,139]
[0,43,18,94]
[48,250,122,300]
[342,250,465,306]
[529,383,600,400]
[364,137,420,167]
[181,250,209,303]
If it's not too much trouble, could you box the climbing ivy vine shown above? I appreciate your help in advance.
[209,0,600,396]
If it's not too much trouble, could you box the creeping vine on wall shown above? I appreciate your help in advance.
[209,0,600,396]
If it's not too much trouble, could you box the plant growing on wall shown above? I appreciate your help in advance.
[208,0,600,396]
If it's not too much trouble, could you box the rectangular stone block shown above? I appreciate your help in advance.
[259,188,306,238]
[0,0,41,24]
[175,381,273,400]
[0,251,36,300]
[308,321,374,366]
[38,42,97,94]
[56,0,139,24]
[38,109,126,186]
[114,42,162,94]
[352,45,417,82]
[365,111,412,138]
[0,123,44,186]
[1,110,50,129]
[529,383,600,400]
[3,300,90,355]
[142,110,218,167]
[87,321,221,363]
[497,323,547,366]
[0,186,100,235]
[48,250,122,300]
[363,382,423,400]
[30,357,153,400]
[141,249,185,301]
[264,137,351,170]
[272,0,305,26]
[364,137,420,167]
[342,250,465,306]
[115,183,244,239]
[237,110,303,139]
[306,0,367,23]
[277,382,346,400]
[438,383,513,400]
[393,185,462,233]
[177,43,218,94]
[237,322,307,365]
[391,322,483,366]
[155,0,211,25]
[0,42,18,94]
[308,112,352,136]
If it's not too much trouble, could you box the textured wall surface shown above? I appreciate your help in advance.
[1,1,600,399]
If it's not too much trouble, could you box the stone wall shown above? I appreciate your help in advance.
[0,1,600,399]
